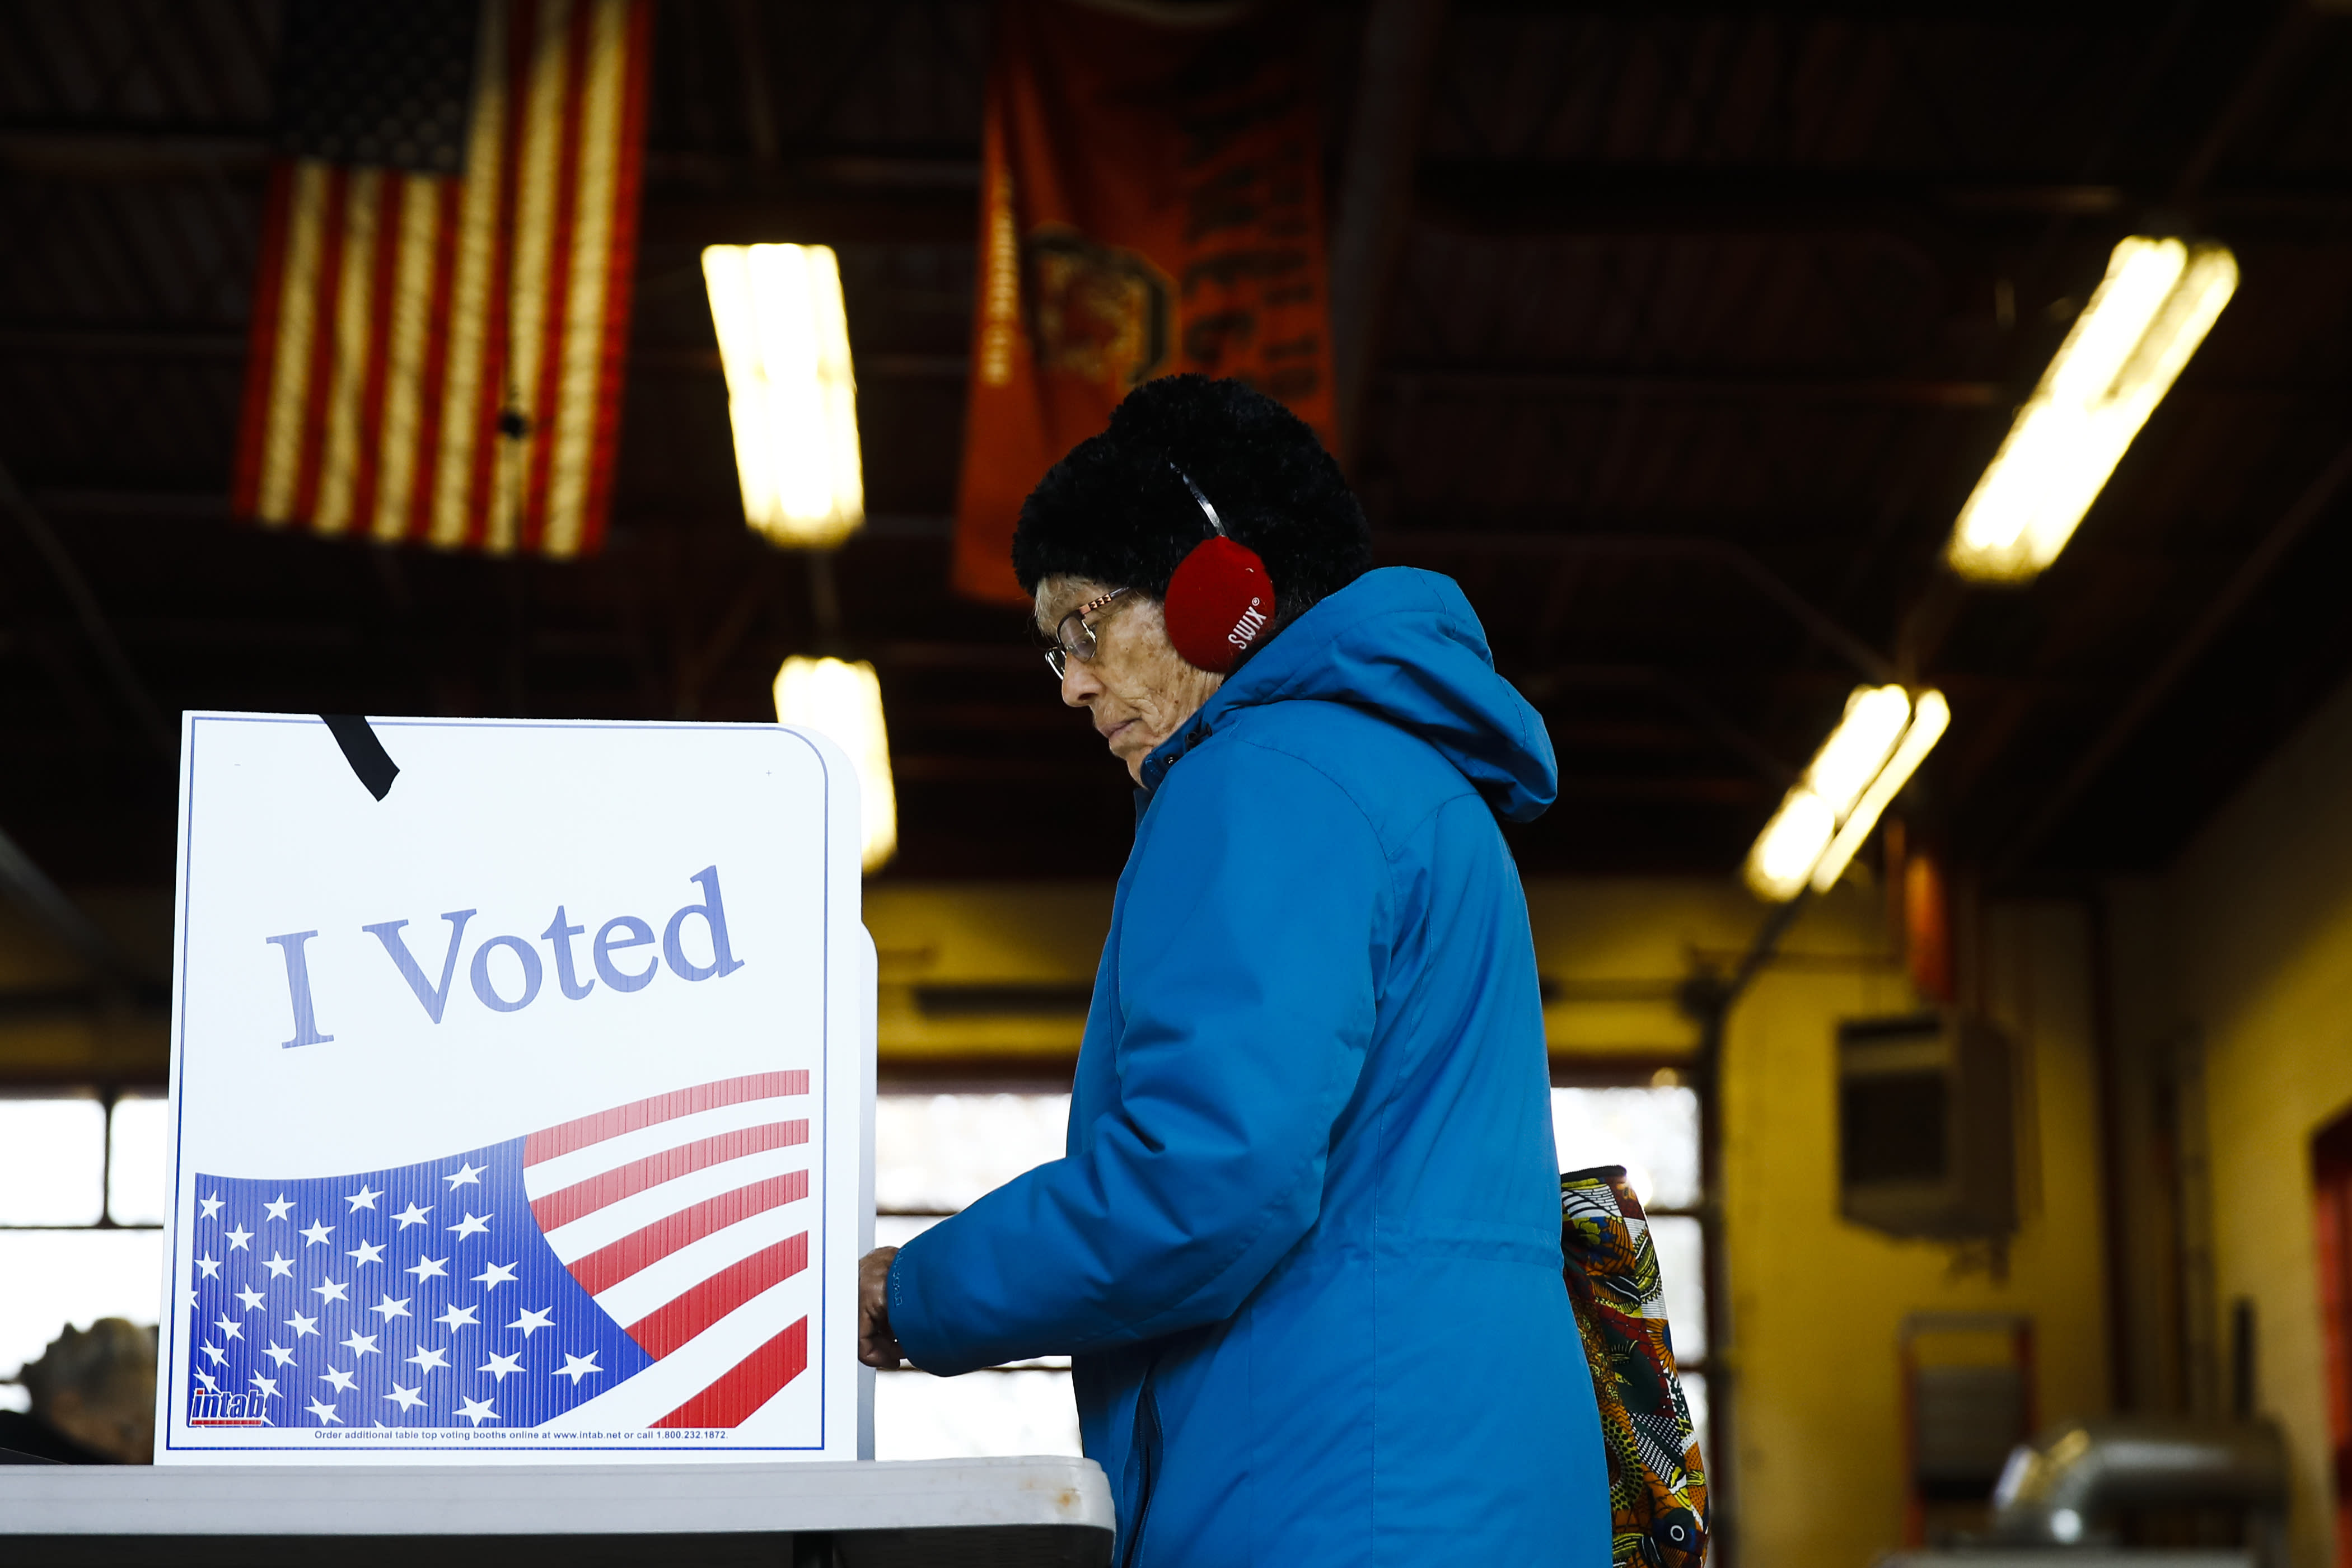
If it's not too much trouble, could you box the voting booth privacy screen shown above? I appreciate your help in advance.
[156,715,874,1462]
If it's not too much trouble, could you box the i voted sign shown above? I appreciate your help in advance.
[157,715,875,1464]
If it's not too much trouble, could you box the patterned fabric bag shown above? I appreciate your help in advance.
[1560,1164,1710,1568]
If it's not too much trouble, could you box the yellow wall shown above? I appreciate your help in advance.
[2167,674,2352,1568]
[864,873,2115,1567]
[1723,892,2110,1567]
[1527,876,2112,1568]
[866,881,1107,1063]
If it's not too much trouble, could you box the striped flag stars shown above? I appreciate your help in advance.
[200,1193,223,1220]
[184,1070,814,1435]
[308,1398,342,1425]
[224,1225,254,1252]
[518,1069,816,1427]
[230,0,655,560]
[263,1195,296,1222]
[214,1316,242,1342]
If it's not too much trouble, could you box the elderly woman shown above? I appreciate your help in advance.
[860,376,1608,1565]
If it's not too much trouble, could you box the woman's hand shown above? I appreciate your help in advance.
[858,1246,905,1369]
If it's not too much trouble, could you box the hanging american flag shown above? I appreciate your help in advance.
[181,1070,815,1435]
[231,0,652,558]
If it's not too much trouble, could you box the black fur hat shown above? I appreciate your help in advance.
[1011,376,1372,616]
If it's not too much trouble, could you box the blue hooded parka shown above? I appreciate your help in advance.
[887,568,1612,1566]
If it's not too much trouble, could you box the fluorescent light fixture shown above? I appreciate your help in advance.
[1808,690,1949,895]
[1745,788,1837,904]
[1947,236,2237,582]
[1802,684,1912,820]
[1743,685,1949,902]
[703,243,866,547]
[774,656,897,873]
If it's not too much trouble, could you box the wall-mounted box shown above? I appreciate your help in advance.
[1837,1012,2016,1239]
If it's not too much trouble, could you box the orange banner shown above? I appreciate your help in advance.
[951,0,1337,604]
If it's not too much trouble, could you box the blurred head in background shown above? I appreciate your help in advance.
[18,1318,155,1463]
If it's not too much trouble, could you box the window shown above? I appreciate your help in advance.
[7,1081,1706,1448]
[873,1081,1712,1468]
[0,1091,168,1412]
[873,1089,1079,1459]
[1554,1083,1710,1464]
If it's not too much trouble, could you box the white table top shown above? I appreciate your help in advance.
[1879,1553,2253,1566]
[0,1454,1113,1538]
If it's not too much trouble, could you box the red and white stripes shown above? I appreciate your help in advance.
[526,1070,816,1430]
[232,0,651,558]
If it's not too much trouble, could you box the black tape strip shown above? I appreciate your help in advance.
[320,714,399,801]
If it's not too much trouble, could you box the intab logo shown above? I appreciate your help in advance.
[189,1390,269,1427]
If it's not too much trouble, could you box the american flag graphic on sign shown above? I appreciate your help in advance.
[231,0,652,558]
[182,1070,815,1433]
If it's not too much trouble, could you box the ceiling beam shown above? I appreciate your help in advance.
[18,121,2352,238]
[1376,367,2002,408]
[2169,0,2325,211]
[0,820,153,985]
[0,123,271,177]
[1,332,2318,411]
[1378,531,1895,682]
[1413,164,2352,237]
[0,456,176,762]
[1990,429,2352,880]
[1327,0,1449,470]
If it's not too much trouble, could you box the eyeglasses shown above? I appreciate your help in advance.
[1044,587,1132,680]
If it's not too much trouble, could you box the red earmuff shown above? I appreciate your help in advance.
[1162,464,1278,673]
[1165,535,1275,673]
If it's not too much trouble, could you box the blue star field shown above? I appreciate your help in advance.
[183,1137,653,1432]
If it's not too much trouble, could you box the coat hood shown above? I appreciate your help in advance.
[1141,567,1558,822]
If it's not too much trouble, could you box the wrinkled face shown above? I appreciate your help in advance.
[1037,574,1224,784]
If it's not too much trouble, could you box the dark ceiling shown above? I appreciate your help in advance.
[3,0,2351,893]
